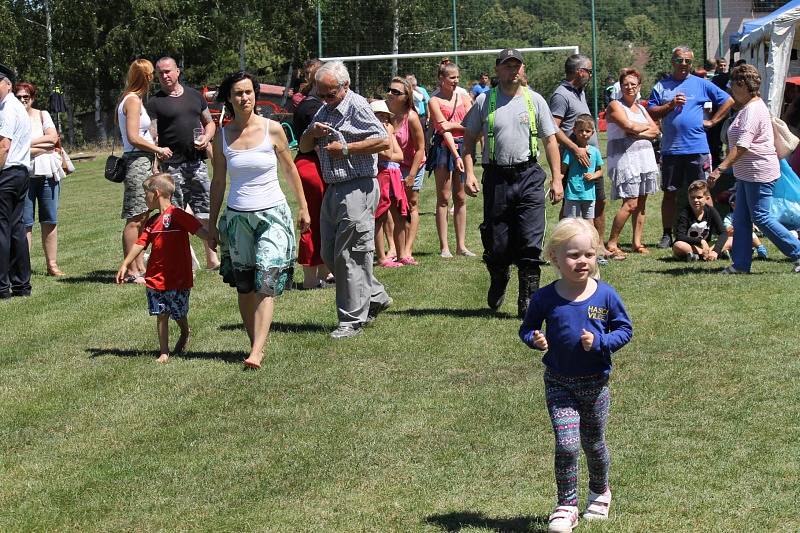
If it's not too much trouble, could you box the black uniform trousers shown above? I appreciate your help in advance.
[0,165,31,296]
[480,160,547,270]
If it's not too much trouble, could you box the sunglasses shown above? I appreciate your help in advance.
[16,94,31,101]
[672,58,693,65]
[580,67,593,76]
[319,87,341,100]
[386,87,404,96]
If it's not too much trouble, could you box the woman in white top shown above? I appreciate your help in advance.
[116,59,172,283]
[16,81,64,276]
[209,71,310,370]
[604,68,660,257]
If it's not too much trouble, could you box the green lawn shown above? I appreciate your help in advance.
[1,156,798,532]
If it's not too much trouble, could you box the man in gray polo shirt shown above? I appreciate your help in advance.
[0,64,33,298]
[299,61,392,339]
[550,54,609,257]
[463,49,563,318]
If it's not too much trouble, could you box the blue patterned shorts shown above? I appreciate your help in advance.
[146,288,191,320]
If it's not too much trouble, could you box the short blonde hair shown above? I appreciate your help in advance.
[544,217,602,279]
[142,172,175,197]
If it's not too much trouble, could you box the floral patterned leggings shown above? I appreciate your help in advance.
[544,368,611,506]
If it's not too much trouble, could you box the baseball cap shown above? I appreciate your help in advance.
[496,48,524,65]
[0,64,15,83]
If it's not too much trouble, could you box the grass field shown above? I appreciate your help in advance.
[1,155,799,532]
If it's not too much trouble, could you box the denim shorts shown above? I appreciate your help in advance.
[401,166,425,191]
[147,288,190,320]
[23,176,60,227]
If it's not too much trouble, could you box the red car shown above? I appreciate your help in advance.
[202,83,293,126]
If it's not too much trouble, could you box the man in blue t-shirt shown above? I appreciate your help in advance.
[471,73,491,101]
[647,45,734,249]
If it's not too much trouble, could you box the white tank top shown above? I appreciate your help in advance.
[117,93,154,153]
[222,118,286,211]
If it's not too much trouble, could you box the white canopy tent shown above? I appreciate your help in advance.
[739,6,800,115]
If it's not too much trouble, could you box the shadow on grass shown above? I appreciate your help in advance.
[394,307,516,319]
[218,321,329,333]
[425,511,548,533]
[86,347,244,364]
[56,269,118,284]
[641,265,768,276]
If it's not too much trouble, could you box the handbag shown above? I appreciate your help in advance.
[104,137,126,183]
[772,115,799,159]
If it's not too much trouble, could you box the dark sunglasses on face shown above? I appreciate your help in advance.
[672,58,693,65]
[16,94,31,101]
[320,88,340,100]
[386,87,404,96]
[580,67,593,76]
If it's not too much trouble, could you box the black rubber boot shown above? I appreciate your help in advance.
[517,267,541,318]
[487,264,511,311]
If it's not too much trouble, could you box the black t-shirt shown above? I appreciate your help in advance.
[145,86,208,164]
[293,95,323,154]
[674,204,728,254]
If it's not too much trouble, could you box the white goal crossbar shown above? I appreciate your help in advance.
[320,46,580,63]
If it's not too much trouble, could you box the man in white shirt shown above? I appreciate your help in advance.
[0,64,33,298]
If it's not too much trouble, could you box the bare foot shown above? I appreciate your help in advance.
[174,329,190,354]
[243,352,264,370]
[157,353,169,363]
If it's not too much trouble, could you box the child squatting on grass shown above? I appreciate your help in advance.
[116,173,209,363]
[671,180,728,262]
[519,218,632,533]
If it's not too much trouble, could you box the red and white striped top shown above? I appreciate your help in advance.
[727,98,780,183]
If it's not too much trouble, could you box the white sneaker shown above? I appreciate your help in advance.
[793,259,800,273]
[548,505,579,532]
[583,488,612,521]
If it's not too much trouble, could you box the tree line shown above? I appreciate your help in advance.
[1,0,703,146]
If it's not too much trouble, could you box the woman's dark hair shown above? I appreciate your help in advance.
[731,64,761,97]
[217,71,260,118]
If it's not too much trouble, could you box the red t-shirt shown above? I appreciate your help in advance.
[136,206,201,291]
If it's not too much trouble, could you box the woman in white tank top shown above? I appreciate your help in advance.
[209,71,310,370]
[116,59,173,283]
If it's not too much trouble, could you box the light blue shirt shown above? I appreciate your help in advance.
[563,144,603,201]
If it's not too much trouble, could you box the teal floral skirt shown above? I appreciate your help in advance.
[217,202,296,296]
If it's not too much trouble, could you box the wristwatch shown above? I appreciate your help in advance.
[341,142,349,156]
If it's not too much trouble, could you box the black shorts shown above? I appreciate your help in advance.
[661,154,709,192]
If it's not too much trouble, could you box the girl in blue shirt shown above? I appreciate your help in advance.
[519,217,632,532]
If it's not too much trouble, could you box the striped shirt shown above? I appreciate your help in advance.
[306,89,387,184]
[727,98,779,183]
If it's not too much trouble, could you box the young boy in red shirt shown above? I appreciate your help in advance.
[116,173,209,362]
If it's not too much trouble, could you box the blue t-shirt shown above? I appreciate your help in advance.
[519,280,633,377]
[648,74,730,156]
[471,83,491,99]
[562,145,603,201]
[413,86,430,117]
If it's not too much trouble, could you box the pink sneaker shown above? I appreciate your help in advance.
[583,488,611,521]
[548,505,579,532]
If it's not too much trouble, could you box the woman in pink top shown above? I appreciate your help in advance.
[387,76,425,264]
[710,64,800,274]
[428,61,474,258]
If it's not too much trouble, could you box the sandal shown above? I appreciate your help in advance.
[377,259,403,268]
[606,247,627,261]
[398,256,418,266]
[583,488,612,521]
[632,245,650,255]
[46,266,65,277]
[548,505,579,532]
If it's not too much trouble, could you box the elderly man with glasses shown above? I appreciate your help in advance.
[647,45,734,249]
[298,60,392,339]
[550,54,610,258]
[0,64,33,298]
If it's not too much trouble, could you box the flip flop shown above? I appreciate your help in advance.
[632,246,650,255]
[606,247,628,261]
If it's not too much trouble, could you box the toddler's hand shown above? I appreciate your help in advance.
[580,329,594,351]
[583,172,594,181]
[532,330,548,351]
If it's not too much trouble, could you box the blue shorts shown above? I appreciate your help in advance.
[402,166,425,191]
[147,288,191,320]
[661,154,708,192]
[23,176,60,227]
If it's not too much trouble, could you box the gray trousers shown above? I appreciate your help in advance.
[320,177,389,326]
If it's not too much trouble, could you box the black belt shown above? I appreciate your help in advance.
[484,157,537,172]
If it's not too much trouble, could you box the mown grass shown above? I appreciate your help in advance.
[0,155,798,532]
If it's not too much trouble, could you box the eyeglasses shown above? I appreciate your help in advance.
[580,67,593,76]
[672,58,694,65]
[319,87,342,100]
[16,94,31,101]
[386,87,404,96]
